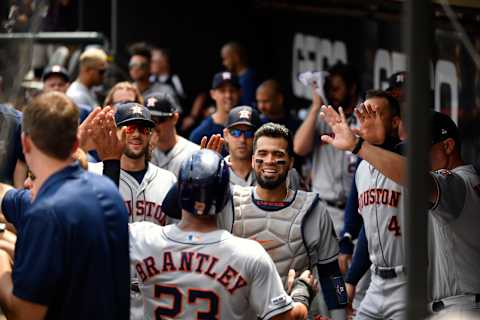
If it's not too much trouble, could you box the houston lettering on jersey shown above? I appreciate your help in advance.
[358,188,401,211]
[125,200,165,224]
[135,252,248,295]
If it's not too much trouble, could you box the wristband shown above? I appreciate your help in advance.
[351,137,364,155]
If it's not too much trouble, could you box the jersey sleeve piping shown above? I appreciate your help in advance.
[259,301,294,320]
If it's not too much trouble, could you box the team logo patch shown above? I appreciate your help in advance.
[130,105,143,115]
[187,234,202,242]
[333,276,348,305]
[146,97,157,107]
[436,169,452,176]
[194,201,206,215]
[271,294,287,306]
[239,109,251,119]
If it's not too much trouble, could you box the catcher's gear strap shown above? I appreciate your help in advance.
[317,261,348,309]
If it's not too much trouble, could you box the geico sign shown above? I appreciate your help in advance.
[292,33,459,123]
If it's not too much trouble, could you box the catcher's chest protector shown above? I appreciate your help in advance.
[232,187,317,285]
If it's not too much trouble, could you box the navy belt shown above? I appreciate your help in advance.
[373,266,397,279]
[432,294,480,312]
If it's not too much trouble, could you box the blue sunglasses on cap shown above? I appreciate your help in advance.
[229,128,255,138]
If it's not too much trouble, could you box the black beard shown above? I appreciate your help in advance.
[124,145,148,159]
[255,171,288,190]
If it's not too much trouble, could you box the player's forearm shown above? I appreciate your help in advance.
[271,302,308,320]
[357,142,406,185]
[293,104,321,156]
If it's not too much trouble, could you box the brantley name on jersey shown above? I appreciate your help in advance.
[134,251,248,295]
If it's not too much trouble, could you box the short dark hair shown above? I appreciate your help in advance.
[365,89,401,117]
[129,42,152,61]
[327,62,359,95]
[22,92,79,160]
[253,123,294,157]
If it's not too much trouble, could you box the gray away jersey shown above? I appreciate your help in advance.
[312,114,358,202]
[356,160,405,267]
[150,136,199,176]
[129,222,293,320]
[89,162,176,224]
[428,165,480,301]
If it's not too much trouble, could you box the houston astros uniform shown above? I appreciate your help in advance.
[354,159,407,319]
[150,136,199,176]
[129,222,295,320]
[428,165,480,314]
[89,162,176,224]
[312,114,358,236]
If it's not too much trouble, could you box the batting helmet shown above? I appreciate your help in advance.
[178,149,230,216]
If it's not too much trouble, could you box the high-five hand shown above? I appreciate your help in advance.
[320,106,357,151]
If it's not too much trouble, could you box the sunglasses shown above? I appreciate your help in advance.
[129,61,148,69]
[229,128,255,138]
[124,124,152,135]
[151,116,171,124]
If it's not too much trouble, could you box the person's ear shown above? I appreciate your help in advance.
[444,138,455,155]
[172,113,180,125]
[21,132,31,155]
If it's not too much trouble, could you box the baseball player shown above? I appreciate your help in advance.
[321,105,480,316]
[294,64,360,236]
[321,92,406,319]
[218,123,348,319]
[144,93,199,176]
[224,105,301,188]
[130,149,316,320]
[87,102,176,320]
[88,102,176,225]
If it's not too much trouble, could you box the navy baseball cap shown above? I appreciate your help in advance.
[42,65,70,82]
[115,102,155,127]
[227,105,262,129]
[144,93,179,117]
[431,111,459,146]
[212,71,240,89]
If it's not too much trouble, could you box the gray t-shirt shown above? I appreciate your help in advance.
[66,80,98,110]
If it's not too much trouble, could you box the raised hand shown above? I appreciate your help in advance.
[354,102,386,145]
[91,106,126,160]
[78,106,102,152]
[200,134,225,154]
[320,106,357,151]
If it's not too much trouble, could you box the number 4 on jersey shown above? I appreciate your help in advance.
[387,215,401,236]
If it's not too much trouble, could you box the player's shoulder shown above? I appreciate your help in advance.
[129,221,164,239]
[147,162,177,180]
[227,234,270,258]
[178,136,200,152]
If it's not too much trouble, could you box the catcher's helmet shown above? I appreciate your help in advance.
[178,149,230,216]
